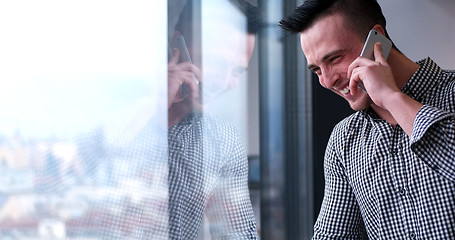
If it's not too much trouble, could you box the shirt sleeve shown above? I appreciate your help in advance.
[313,130,366,240]
[410,104,455,183]
[204,128,259,239]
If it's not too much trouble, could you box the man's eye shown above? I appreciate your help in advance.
[329,56,340,63]
[312,68,321,75]
[231,66,248,77]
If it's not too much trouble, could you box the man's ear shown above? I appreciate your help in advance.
[372,24,386,37]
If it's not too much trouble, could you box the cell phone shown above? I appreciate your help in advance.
[357,29,393,93]
[169,35,194,99]
[169,35,192,63]
[360,29,392,61]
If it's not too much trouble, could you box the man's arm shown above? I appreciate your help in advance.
[349,44,455,182]
[313,131,366,240]
[381,91,422,136]
[204,128,259,239]
[410,104,455,183]
[349,43,422,137]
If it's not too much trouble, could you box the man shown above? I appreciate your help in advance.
[279,0,455,239]
[78,1,259,239]
[166,0,259,239]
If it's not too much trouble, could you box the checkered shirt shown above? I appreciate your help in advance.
[313,58,455,239]
[77,111,258,239]
[168,112,258,239]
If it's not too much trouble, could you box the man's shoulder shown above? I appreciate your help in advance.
[333,111,367,133]
[442,69,455,82]
[202,112,240,137]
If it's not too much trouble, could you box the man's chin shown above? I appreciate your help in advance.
[347,97,371,111]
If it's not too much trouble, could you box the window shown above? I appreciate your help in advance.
[0,1,169,239]
[0,1,323,239]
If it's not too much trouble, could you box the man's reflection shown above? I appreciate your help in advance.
[167,0,259,239]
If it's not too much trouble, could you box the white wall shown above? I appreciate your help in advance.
[378,0,455,69]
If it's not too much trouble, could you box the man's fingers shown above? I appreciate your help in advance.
[170,48,180,64]
[373,42,386,64]
[182,74,200,99]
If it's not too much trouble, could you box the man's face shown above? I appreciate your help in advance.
[201,24,255,103]
[300,13,372,111]
[189,21,255,105]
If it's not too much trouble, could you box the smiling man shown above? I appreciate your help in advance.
[280,0,455,239]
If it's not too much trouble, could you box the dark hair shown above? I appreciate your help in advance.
[175,0,259,35]
[279,0,390,42]
[229,0,260,34]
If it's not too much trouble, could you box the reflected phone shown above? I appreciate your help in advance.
[169,35,192,63]
[169,35,194,99]
[357,29,393,93]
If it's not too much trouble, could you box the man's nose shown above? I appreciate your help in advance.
[321,69,340,89]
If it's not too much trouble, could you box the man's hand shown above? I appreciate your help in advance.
[168,48,202,109]
[348,42,399,109]
[348,42,423,136]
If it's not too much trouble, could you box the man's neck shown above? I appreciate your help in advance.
[168,102,193,128]
[388,50,420,91]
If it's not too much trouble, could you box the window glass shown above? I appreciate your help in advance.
[0,0,261,239]
[0,1,169,239]
[167,0,260,238]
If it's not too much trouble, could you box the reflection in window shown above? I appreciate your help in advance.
[167,0,260,239]
[0,0,260,239]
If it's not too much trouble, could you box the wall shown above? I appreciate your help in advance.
[378,0,455,69]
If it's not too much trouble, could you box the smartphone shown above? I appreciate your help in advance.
[360,29,392,61]
[357,29,393,92]
[169,35,193,98]
[169,35,192,63]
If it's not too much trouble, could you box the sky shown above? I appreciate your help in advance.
[0,1,167,139]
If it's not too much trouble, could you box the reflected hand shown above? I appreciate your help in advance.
[168,48,202,109]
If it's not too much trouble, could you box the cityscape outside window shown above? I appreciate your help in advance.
[0,0,260,239]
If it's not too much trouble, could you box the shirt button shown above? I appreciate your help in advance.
[398,187,406,196]
[409,231,416,239]
[430,164,440,172]
[390,148,398,154]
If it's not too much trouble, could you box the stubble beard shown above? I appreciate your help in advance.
[347,93,372,111]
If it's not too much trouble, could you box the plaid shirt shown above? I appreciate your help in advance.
[168,112,258,239]
[313,58,455,239]
[81,111,257,239]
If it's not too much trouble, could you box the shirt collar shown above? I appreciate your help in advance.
[169,112,202,137]
[401,57,442,103]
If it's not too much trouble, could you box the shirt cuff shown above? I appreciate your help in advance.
[411,105,455,144]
